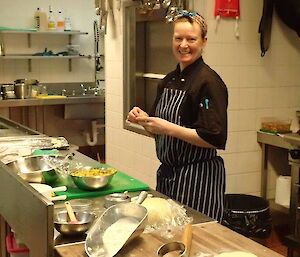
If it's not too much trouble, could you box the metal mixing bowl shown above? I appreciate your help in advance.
[70,166,117,191]
[6,156,58,184]
[54,210,95,236]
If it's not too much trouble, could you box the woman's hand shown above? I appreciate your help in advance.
[127,107,149,124]
[136,116,171,135]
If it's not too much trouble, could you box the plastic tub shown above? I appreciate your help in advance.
[6,234,29,257]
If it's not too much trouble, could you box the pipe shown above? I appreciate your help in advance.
[84,120,105,146]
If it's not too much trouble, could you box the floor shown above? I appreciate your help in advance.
[256,202,299,257]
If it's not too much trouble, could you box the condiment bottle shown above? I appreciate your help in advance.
[34,7,47,31]
[64,17,72,31]
[56,11,65,31]
[48,10,56,30]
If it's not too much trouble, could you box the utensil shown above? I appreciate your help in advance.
[157,223,193,257]
[104,191,131,208]
[65,201,78,224]
[54,210,95,236]
[85,191,148,257]
[30,183,67,201]
[70,166,117,191]
[6,156,59,184]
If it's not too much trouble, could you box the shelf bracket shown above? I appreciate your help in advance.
[68,35,72,45]
[68,59,72,72]
[27,34,31,48]
[28,59,32,72]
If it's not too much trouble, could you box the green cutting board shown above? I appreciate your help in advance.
[55,171,149,200]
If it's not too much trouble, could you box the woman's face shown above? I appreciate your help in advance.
[172,20,207,70]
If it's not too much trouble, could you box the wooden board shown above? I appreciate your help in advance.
[54,222,284,257]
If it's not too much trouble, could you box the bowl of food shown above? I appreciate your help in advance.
[54,210,95,236]
[70,166,117,191]
[6,156,59,184]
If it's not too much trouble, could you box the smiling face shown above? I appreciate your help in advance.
[172,19,207,70]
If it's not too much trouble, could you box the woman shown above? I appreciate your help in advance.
[127,10,228,221]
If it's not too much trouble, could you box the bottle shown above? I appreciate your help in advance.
[39,8,48,31]
[64,17,72,31]
[34,7,41,30]
[48,10,56,30]
[34,8,48,31]
[56,11,65,32]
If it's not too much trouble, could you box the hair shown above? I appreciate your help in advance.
[174,14,208,40]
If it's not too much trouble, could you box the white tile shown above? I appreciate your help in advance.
[237,151,261,174]
[217,66,240,88]
[105,77,123,96]
[227,110,239,132]
[235,172,261,193]
[239,88,257,109]
[238,66,259,88]
[256,87,273,109]
[106,110,123,129]
[272,87,290,108]
[224,132,239,153]
[236,109,257,131]
[227,87,240,110]
[237,131,260,152]
[106,93,122,113]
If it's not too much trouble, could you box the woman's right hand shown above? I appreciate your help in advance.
[127,106,149,124]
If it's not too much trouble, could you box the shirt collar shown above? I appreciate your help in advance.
[175,56,205,78]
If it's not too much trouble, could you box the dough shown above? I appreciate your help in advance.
[141,197,172,226]
[215,252,257,257]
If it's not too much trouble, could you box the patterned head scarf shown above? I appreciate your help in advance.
[172,10,207,39]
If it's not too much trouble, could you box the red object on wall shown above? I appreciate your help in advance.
[214,0,240,18]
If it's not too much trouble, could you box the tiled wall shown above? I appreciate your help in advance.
[105,0,300,196]
[0,0,97,83]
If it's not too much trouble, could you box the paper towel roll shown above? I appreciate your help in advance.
[275,175,291,207]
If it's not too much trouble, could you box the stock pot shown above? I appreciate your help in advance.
[14,79,39,99]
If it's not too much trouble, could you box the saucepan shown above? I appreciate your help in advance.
[85,191,148,257]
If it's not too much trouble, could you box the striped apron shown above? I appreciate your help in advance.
[155,88,226,222]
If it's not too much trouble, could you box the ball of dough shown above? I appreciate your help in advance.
[142,197,172,226]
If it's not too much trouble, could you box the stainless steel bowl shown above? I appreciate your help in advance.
[54,210,95,236]
[6,156,58,184]
[70,166,117,191]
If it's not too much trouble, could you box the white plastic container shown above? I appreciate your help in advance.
[275,175,291,207]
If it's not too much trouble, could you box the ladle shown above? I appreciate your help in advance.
[64,201,78,224]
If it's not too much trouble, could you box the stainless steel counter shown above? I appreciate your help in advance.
[0,95,104,108]
[0,118,211,257]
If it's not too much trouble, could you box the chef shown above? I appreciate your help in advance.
[127,10,228,222]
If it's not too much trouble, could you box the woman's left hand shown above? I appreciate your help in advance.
[136,116,171,135]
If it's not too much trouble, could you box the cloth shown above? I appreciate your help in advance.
[150,57,228,221]
[214,0,240,18]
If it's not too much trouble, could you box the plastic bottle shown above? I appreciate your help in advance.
[48,10,56,30]
[64,17,72,31]
[39,8,48,31]
[56,11,65,31]
[34,7,41,30]
[34,7,48,31]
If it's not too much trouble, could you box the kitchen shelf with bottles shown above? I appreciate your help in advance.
[0,29,90,71]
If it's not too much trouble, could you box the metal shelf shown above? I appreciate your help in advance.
[0,30,88,35]
[0,55,92,72]
[0,30,90,72]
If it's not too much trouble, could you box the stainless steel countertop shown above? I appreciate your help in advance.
[0,95,105,107]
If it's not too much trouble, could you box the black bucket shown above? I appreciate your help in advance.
[222,194,272,238]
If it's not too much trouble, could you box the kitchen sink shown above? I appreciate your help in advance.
[64,102,105,120]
